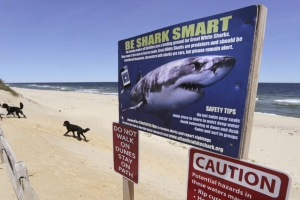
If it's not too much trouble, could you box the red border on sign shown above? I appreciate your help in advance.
[186,148,291,200]
[113,122,139,184]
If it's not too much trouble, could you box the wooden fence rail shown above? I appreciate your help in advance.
[0,127,39,200]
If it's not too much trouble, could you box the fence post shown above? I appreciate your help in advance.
[20,178,39,200]
[0,128,6,164]
[14,161,30,183]
[14,161,39,200]
[0,127,4,137]
[0,127,39,199]
[2,149,23,199]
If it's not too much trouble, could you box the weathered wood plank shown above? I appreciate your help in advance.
[0,136,4,164]
[0,127,4,137]
[1,136,18,165]
[0,128,4,163]
[239,5,268,159]
[3,151,39,200]
[1,130,39,199]
[14,161,29,183]
[20,178,39,200]
[2,150,23,199]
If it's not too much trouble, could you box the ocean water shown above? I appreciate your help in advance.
[7,82,118,95]
[7,82,300,118]
[255,83,300,118]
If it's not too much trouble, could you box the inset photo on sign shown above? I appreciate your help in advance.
[120,65,131,89]
[122,56,236,126]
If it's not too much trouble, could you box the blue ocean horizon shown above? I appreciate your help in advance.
[7,82,118,95]
[7,82,300,119]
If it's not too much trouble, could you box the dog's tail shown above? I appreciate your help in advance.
[20,102,24,109]
[84,128,90,133]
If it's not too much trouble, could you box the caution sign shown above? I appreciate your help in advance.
[187,148,291,200]
[113,122,139,183]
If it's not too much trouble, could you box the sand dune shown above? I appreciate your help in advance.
[0,88,299,199]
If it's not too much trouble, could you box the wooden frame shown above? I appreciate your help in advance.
[239,5,268,159]
[0,127,39,200]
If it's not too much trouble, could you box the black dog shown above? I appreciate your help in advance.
[63,121,90,141]
[1,102,26,118]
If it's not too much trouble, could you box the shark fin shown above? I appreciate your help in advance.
[122,99,148,112]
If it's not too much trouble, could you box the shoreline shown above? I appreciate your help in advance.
[0,88,299,199]
[10,86,119,95]
[10,86,300,119]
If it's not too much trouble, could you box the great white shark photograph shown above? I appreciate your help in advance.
[122,55,236,125]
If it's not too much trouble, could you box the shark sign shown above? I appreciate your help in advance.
[118,5,266,158]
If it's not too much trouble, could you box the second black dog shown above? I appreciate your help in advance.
[1,102,26,118]
[63,121,90,141]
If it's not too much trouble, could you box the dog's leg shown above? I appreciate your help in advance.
[77,131,82,140]
[78,130,87,141]
[16,111,21,118]
[72,131,76,137]
[81,133,86,141]
[20,111,26,118]
[64,131,71,136]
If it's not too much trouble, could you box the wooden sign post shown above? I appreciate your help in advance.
[239,4,267,159]
[123,177,134,200]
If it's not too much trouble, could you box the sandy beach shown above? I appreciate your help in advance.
[0,88,299,200]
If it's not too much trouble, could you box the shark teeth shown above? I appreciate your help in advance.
[179,82,203,93]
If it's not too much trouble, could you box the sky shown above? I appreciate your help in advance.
[0,0,299,83]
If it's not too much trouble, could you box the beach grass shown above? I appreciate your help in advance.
[0,79,19,97]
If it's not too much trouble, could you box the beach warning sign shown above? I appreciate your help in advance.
[113,122,139,184]
[187,148,291,200]
[118,5,268,159]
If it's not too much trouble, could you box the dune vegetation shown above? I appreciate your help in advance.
[0,79,19,96]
